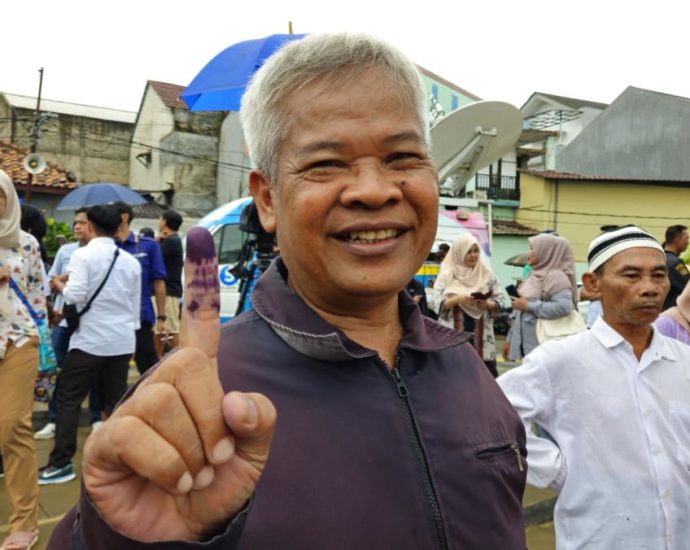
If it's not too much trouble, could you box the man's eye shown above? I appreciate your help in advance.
[307,160,346,170]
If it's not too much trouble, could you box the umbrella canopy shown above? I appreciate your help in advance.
[56,183,147,210]
[181,33,307,112]
[504,253,529,267]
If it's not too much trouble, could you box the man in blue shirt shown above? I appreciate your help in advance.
[112,202,167,375]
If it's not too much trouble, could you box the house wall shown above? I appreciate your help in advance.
[130,88,175,193]
[420,74,475,115]
[0,98,133,184]
[217,112,251,204]
[516,174,690,262]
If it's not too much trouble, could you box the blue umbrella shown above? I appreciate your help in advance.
[181,33,307,112]
[56,183,147,210]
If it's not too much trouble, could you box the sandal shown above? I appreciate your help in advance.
[0,530,39,550]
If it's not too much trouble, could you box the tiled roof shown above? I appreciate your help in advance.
[521,169,690,184]
[0,140,77,191]
[148,81,188,110]
[492,220,539,236]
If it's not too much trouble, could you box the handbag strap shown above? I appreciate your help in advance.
[76,248,120,318]
[8,278,44,326]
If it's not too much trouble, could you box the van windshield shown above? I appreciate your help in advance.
[213,224,244,265]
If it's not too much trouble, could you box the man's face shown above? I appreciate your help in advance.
[251,69,439,308]
[677,229,689,253]
[591,248,669,329]
[158,217,166,233]
[73,212,89,242]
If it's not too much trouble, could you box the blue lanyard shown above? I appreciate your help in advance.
[8,277,45,326]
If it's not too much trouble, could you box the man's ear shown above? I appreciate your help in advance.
[249,170,277,234]
[582,271,601,300]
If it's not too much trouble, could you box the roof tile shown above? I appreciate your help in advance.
[148,81,188,110]
[0,140,78,191]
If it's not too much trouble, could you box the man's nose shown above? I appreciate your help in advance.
[340,164,403,208]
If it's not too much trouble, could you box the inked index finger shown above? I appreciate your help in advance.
[180,227,221,360]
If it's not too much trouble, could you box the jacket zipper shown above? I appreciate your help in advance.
[389,354,448,550]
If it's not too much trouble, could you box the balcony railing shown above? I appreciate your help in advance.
[475,174,520,201]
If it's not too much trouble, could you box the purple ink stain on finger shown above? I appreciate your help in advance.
[188,300,200,312]
[186,227,216,263]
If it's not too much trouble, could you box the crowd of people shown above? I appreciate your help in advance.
[0,173,185,549]
[0,31,689,550]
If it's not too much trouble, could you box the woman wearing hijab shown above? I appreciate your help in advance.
[0,170,43,550]
[655,281,690,345]
[505,233,578,361]
[431,234,504,377]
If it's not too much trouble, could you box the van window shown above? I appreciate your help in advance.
[213,225,244,265]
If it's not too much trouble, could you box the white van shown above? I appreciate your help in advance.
[196,198,489,322]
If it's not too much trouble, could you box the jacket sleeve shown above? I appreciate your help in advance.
[496,349,568,492]
[48,484,251,549]
[526,288,573,319]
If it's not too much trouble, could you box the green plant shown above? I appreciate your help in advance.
[44,217,73,260]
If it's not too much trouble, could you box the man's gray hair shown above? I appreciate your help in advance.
[240,33,431,183]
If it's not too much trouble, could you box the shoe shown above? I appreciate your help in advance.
[33,422,56,440]
[91,421,104,432]
[38,463,76,485]
[0,529,39,549]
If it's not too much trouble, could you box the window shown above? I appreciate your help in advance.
[452,94,459,111]
[431,84,439,98]
[212,224,244,265]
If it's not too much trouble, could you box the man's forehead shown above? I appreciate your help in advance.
[606,247,666,269]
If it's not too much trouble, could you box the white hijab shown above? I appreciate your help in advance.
[437,233,494,319]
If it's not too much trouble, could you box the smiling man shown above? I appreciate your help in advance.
[49,34,526,549]
[498,225,690,550]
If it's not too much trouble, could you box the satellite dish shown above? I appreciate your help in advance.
[23,153,47,175]
[430,101,523,195]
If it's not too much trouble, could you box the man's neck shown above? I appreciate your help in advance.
[604,316,654,360]
[160,228,177,239]
[116,227,131,243]
[288,277,403,368]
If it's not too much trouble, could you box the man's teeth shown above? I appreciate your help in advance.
[346,229,399,243]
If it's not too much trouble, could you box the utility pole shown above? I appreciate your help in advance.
[25,67,44,203]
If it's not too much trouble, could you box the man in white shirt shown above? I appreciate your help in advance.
[498,225,690,550]
[34,208,93,440]
[39,205,141,485]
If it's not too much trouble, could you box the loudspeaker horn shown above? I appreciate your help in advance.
[23,153,46,175]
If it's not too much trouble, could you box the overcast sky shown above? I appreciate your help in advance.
[2,0,687,113]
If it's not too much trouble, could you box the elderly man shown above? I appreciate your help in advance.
[49,34,526,549]
[498,224,690,549]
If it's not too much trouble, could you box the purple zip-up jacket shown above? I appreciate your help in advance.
[51,259,527,549]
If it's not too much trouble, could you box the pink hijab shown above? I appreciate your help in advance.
[519,233,577,304]
[661,282,690,334]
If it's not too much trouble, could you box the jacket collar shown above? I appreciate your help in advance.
[250,258,469,362]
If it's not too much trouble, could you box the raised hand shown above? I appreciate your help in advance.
[82,227,277,542]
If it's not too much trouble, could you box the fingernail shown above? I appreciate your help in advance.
[212,438,234,464]
[176,472,193,494]
[243,395,257,425]
[193,465,215,490]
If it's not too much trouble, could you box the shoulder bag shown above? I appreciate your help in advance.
[63,249,120,333]
[536,309,587,344]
